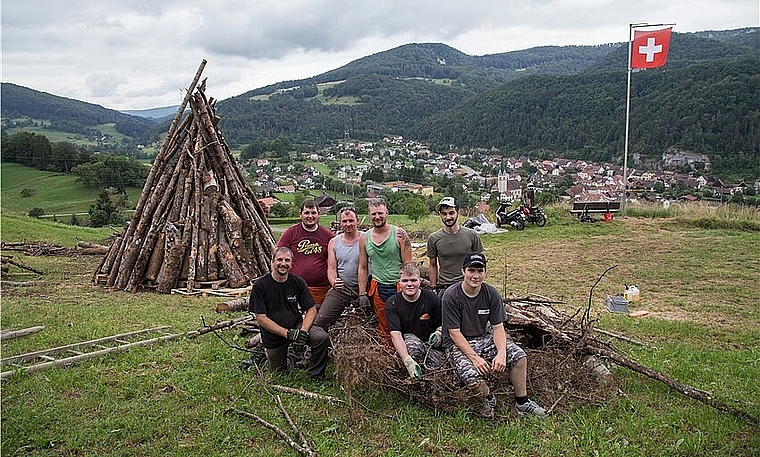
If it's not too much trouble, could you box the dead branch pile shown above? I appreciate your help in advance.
[2,242,74,257]
[93,60,275,293]
[330,296,618,415]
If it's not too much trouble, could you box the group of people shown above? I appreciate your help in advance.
[248,196,546,418]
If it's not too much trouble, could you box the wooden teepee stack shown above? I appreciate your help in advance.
[94,60,275,294]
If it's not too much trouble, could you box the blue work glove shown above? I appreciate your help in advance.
[294,329,309,346]
[403,355,423,381]
[427,330,442,348]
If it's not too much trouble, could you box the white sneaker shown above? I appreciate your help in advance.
[515,399,547,417]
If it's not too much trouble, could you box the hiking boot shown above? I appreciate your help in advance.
[310,372,330,382]
[515,399,547,417]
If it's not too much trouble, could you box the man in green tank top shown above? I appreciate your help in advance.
[358,198,413,343]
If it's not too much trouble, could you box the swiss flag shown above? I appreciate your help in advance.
[631,28,672,69]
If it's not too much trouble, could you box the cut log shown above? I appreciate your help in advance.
[217,240,247,288]
[215,297,249,313]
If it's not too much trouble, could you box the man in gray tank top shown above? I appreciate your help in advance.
[314,207,364,331]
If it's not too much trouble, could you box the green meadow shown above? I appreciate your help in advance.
[1,164,758,456]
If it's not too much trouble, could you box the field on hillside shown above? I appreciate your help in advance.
[1,207,758,456]
[2,121,133,147]
[1,163,142,217]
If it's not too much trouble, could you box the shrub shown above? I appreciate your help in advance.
[28,207,45,218]
[20,188,35,198]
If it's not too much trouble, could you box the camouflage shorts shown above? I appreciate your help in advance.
[403,333,445,370]
[446,335,526,386]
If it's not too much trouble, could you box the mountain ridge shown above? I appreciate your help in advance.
[2,27,758,180]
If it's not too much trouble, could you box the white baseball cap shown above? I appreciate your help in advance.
[436,197,457,212]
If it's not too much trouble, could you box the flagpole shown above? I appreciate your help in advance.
[622,23,645,217]
[622,22,674,216]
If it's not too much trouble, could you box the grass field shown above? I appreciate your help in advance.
[1,163,142,217]
[1,196,758,456]
[2,121,133,147]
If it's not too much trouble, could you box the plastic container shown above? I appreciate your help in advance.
[624,285,640,302]
[606,295,629,313]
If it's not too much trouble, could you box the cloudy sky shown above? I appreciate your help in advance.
[2,0,757,111]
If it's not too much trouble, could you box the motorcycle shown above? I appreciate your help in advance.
[495,202,525,230]
[520,204,547,227]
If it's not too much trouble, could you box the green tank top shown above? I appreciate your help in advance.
[365,226,402,286]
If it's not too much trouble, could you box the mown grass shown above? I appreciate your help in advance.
[1,193,759,456]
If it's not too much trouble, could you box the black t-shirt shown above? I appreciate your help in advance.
[384,289,442,341]
[249,273,315,348]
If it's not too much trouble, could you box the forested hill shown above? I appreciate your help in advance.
[1,83,156,137]
[240,42,617,99]
[416,58,759,175]
[214,28,759,179]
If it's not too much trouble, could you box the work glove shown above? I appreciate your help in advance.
[294,329,309,346]
[427,330,442,348]
[402,355,423,381]
[357,294,372,313]
[286,328,301,343]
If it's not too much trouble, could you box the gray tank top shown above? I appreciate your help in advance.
[335,233,361,287]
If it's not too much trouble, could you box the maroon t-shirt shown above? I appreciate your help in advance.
[277,224,334,287]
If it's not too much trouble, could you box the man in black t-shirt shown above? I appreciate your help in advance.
[249,247,330,379]
[385,263,444,380]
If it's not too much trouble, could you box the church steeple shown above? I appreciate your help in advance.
[498,160,508,193]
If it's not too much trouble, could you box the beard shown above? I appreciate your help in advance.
[442,218,457,227]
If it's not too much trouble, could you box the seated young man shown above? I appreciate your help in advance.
[441,252,546,419]
[249,247,330,380]
[384,263,444,380]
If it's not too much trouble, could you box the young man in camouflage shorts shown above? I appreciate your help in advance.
[441,252,546,419]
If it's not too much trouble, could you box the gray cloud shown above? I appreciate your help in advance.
[2,0,757,109]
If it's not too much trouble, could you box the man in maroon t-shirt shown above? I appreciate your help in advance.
[277,200,334,306]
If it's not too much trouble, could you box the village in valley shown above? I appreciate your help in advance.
[247,135,757,215]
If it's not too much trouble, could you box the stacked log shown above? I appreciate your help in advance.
[94,60,275,293]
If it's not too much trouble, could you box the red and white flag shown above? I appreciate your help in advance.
[631,28,672,69]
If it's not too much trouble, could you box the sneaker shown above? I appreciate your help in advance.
[478,403,495,420]
[477,394,497,420]
[515,399,547,417]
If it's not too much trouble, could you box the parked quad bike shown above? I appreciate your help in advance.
[520,204,547,226]
[495,202,525,230]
